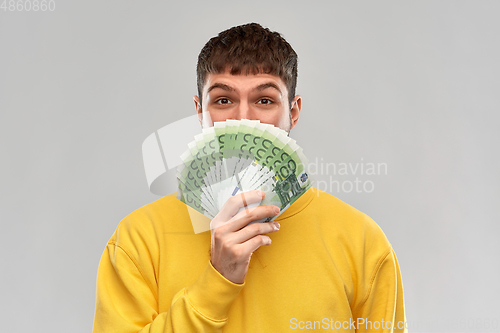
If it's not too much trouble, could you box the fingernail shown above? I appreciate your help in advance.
[274,206,280,214]
[273,222,280,230]
[260,191,265,198]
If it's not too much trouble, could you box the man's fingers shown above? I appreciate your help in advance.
[217,190,265,220]
[209,191,280,285]
[230,203,269,222]
[224,204,280,232]
[238,234,273,258]
[231,221,280,244]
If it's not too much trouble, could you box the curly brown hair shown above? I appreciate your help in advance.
[196,23,298,108]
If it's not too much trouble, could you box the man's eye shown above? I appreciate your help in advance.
[258,98,273,105]
[216,98,231,104]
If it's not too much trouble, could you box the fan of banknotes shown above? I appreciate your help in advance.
[176,119,311,223]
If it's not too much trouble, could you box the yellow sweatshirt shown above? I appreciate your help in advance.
[93,187,406,332]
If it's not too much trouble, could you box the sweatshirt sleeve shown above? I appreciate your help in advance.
[352,248,407,333]
[92,241,244,333]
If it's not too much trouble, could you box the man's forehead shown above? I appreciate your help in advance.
[203,72,287,95]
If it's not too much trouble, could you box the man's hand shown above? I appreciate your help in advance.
[210,190,281,284]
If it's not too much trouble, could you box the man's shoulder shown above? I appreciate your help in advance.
[124,194,186,223]
[109,194,192,245]
[311,188,378,224]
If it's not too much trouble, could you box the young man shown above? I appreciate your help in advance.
[93,23,406,332]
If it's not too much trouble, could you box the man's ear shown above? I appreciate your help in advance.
[194,95,202,124]
[289,95,302,130]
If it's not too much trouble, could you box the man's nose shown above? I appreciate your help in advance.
[235,102,252,120]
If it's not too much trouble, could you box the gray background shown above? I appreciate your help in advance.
[1,1,499,332]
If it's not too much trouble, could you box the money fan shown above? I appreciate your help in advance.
[176,119,312,223]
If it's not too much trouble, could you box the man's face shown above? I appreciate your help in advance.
[194,71,301,133]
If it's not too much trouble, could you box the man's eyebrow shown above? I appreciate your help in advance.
[252,82,282,95]
[207,83,236,94]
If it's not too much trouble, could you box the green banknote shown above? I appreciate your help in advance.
[176,119,312,221]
